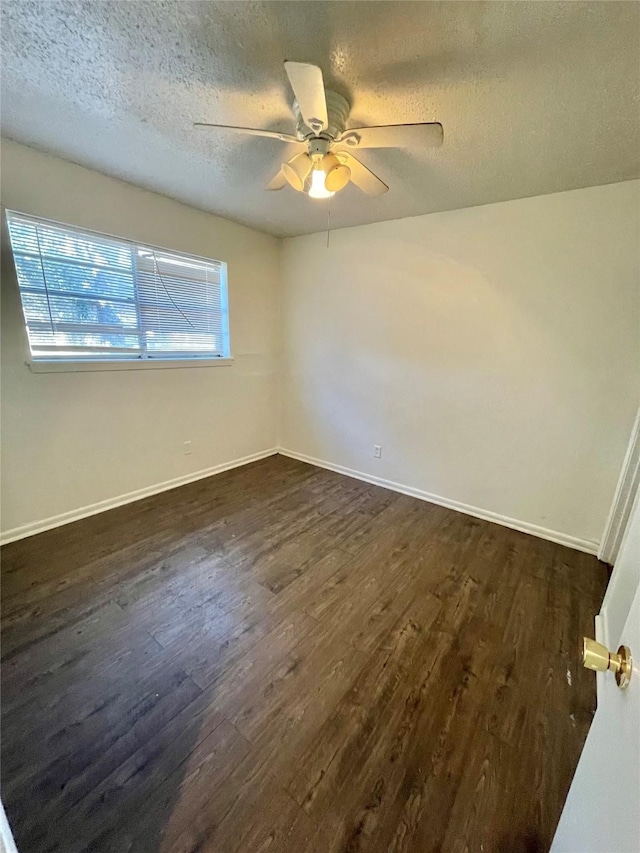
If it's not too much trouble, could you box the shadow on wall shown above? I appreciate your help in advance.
[281,185,640,546]
[285,233,562,503]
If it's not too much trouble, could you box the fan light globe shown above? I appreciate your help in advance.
[322,153,351,192]
[308,167,334,199]
[282,153,312,191]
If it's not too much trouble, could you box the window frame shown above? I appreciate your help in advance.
[5,210,233,372]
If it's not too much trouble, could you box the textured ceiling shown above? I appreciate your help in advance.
[1,1,639,237]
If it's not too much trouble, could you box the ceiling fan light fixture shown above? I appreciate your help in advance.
[308,166,335,199]
[282,152,313,191]
[196,63,439,200]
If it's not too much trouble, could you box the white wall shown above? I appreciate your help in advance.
[281,181,640,551]
[1,140,280,538]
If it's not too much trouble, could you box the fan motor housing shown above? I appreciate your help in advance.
[293,89,350,142]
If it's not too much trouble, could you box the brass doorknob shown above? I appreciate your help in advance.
[582,638,633,689]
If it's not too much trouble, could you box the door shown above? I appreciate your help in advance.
[551,491,640,852]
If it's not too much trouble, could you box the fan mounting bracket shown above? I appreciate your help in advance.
[307,137,330,162]
[339,132,361,148]
[293,89,350,142]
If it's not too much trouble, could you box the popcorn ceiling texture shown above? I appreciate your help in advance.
[1,0,639,237]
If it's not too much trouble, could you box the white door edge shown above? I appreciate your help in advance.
[0,799,18,853]
[599,406,640,564]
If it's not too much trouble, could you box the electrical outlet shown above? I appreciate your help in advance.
[373,445,382,458]
[183,440,192,456]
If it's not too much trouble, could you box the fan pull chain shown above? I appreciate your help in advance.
[326,198,331,249]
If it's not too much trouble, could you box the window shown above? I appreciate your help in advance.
[5,211,230,363]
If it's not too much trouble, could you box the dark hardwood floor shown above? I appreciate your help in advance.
[1,454,608,853]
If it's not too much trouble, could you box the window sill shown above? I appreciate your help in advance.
[27,357,234,374]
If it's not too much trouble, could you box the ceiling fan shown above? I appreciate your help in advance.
[194,61,443,199]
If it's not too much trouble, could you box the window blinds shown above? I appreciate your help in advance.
[6,211,229,360]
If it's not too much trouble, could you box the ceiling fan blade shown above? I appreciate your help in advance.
[284,61,328,133]
[194,123,300,144]
[339,153,388,196]
[339,123,443,149]
[265,170,288,191]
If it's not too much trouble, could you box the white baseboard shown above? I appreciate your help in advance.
[278,448,600,556]
[0,448,279,545]
[1,445,600,555]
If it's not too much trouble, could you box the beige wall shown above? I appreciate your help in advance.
[1,140,280,537]
[281,181,640,551]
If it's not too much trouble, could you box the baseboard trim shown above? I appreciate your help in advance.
[0,448,279,545]
[598,407,640,565]
[278,448,600,556]
[1,445,600,555]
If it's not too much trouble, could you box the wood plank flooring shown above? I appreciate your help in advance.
[1,454,608,853]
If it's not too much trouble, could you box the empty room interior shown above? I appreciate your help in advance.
[1,2,640,852]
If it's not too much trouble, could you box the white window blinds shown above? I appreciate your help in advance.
[6,211,229,360]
